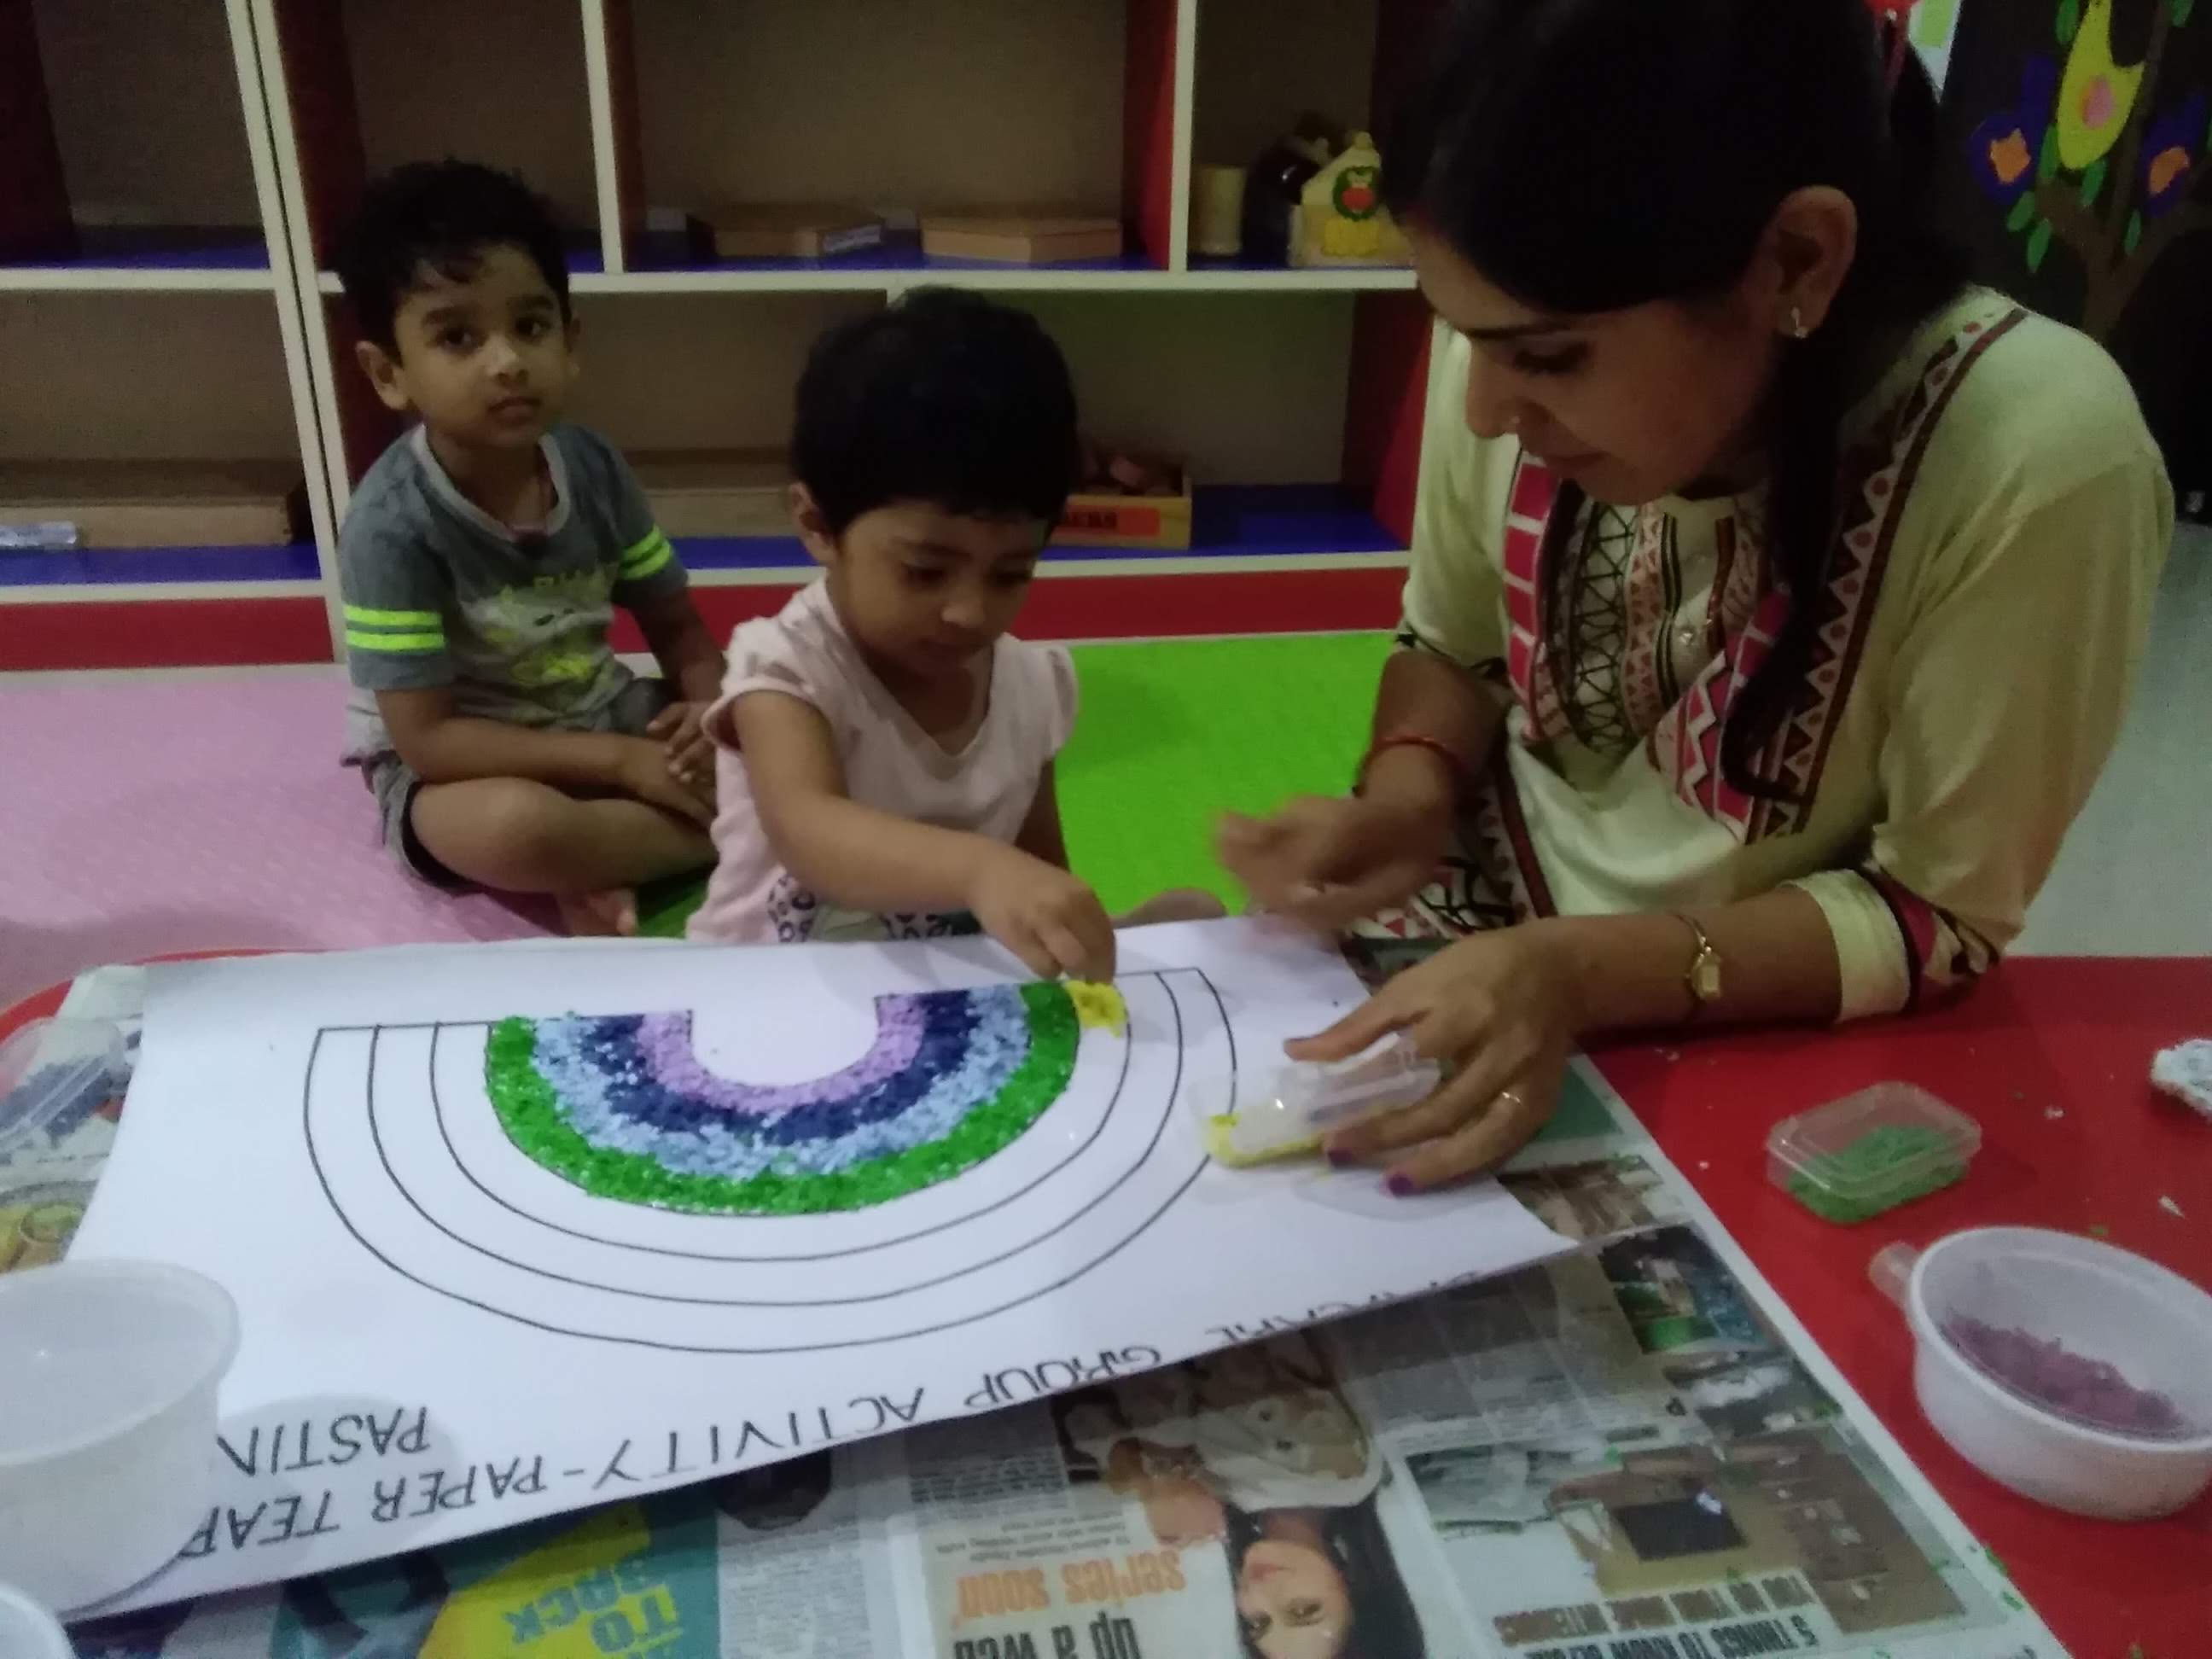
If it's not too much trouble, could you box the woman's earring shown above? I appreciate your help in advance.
[1788,306,1810,340]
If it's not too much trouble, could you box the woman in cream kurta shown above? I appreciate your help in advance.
[1388,290,2168,1021]
[1222,0,2172,1191]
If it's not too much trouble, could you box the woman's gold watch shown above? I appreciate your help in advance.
[1676,914,1723,1019]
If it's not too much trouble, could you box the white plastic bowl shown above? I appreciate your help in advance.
[1874,1227,2212,1520]
[0,1582,72,1659]
[0,1260,239,1613]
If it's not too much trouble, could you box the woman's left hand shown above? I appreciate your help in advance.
[1289,925,1584,1192]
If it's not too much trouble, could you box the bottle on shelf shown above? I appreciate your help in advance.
[1237,112,1345,267]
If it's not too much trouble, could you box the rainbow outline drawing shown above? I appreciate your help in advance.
[301,969,1226,1353]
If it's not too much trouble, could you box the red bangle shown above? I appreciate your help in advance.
[1355,733,1470,795]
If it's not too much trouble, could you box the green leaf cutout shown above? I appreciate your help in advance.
[2037,125,2061,183]
[2058,0,2081,44]
[2006,191,2040,231]
[2027,218,2054,271]
[2125,210,2145,254]
[2081,157,2107,207]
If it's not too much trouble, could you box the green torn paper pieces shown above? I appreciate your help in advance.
[484,983,1080,1216]
[1785,1122,1969,1225]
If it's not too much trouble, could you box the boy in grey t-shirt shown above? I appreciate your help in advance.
[335,162,723,933]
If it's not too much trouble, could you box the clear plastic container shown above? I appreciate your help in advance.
[1871,1227,2212,1519]
[1767,1082,1980,1224]
[0,1582,71,1659]
[0,1018,127,1160]
[1206,1031,1441,1163]
[0,1260,240,1612]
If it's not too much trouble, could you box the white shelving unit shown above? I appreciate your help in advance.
[311,267,1423,297]
[0,0,340,670]
[2,0,1437,671]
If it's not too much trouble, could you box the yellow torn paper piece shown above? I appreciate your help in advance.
[1203,1113,1321,1167]
[1067,981,1127,1035]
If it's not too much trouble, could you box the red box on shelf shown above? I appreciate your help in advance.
[1057,473,1195,550]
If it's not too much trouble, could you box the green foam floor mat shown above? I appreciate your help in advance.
[1056,633,1388,911]
[637,632,1390,936]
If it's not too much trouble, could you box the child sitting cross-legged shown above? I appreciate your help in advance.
[686,290,1218,975]
[334,160,724,934]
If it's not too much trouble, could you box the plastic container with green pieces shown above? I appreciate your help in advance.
[1767,1083,1982,1224]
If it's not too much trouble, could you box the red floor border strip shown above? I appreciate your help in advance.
[1,568,1407,671]
[0,597,334,672]
[620,568,1408,649]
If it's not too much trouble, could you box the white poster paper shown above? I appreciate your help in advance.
[67,921,1569,1610]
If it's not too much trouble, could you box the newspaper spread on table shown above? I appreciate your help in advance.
[9,969,2065,1659]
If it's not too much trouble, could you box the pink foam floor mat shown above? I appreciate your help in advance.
[0,673,553,1006]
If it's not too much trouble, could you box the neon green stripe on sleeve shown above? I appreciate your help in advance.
[343,604,442,630]
[345,630,445,654]
[621,532,675,580]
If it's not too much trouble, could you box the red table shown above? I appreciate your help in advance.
[7,955,2209,1656]
[1597,958,2212,1659]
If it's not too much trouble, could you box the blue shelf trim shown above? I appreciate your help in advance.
[672,486,1402,574]
[0,492,1400,590]
[1,228,271,273]
[626,232,1156,278]
[0,542,320,587]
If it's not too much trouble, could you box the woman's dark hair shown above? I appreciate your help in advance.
[793,287,1080,537]
[713,1449,835,1531]
[1385,0,1967,795]
[335,160,571,354]
[1228,1499,1427,1658]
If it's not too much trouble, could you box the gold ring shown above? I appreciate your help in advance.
[1496,1090,1526,1109]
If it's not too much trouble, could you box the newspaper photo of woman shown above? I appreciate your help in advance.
[1055,1336,1433,1656]
[1228,1495,1428,1659]
[711,1448,836,1533]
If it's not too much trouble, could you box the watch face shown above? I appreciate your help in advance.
[1691,954,1724,1000]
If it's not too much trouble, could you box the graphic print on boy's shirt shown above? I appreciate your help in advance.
[336,423,687,761]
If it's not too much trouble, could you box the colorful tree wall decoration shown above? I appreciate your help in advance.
[1965,0,2209,338]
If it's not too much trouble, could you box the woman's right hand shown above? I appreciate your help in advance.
[1217,778,1452,932]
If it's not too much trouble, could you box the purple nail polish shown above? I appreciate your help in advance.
[1385,1173,1417,1197]
[1325,1146,1355,1168]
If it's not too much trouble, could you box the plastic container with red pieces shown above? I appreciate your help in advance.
[1871,1227,2212,1519]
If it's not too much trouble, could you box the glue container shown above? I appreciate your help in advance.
[1767,1082,1981,1224]
[1222,1030,1441,1161]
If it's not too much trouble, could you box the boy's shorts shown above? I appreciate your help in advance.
[364,678,673,889]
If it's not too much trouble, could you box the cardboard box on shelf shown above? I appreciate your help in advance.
[919,214,1124,265]
[0,459,306,549]
[628,449,791,540]
[685,204,884,261]
[1057,469,1192,550]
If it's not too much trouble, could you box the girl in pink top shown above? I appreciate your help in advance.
[687,291,1214,975]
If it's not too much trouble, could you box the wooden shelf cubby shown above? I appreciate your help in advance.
[4,0,1445,670]
[1187,0,1439,280]
[0,0,279,289]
